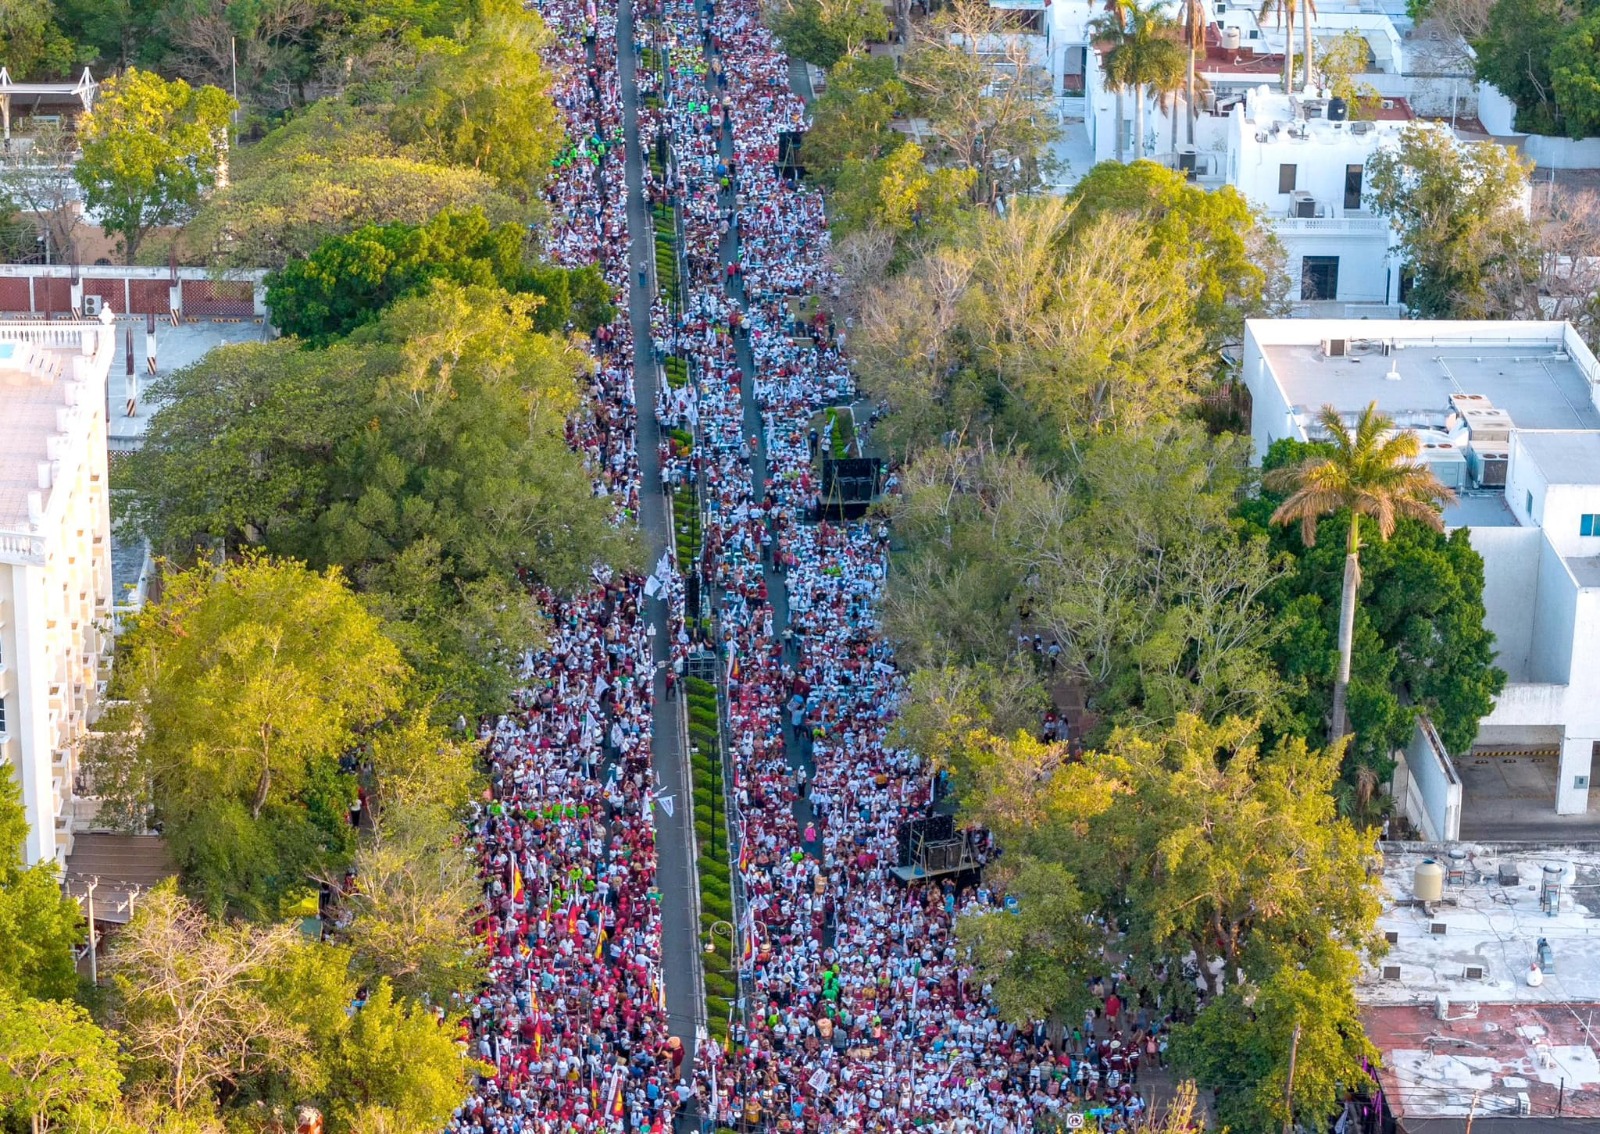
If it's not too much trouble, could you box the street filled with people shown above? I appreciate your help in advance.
[451,3,681,1132]
[453,0,1183,1131]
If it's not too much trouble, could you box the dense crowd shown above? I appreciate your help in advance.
[638,1,1183,1131]
[448,0,1190,1130]
[451,4,681,1131]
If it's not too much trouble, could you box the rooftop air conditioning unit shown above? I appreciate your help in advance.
[1381,965,1402,980]
[82,295,103,317]
[1467,445,1509,488]
[1178,146,1198,172]
[1351,121,1372,135]
[1382,99,1396,111]
[1465,965,1485,980]
[1292,191,1317,217]
[1321,337,1348,358]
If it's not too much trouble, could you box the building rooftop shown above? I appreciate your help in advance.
[1518,432,1600,486]
[1446,492,1520,529]
[0,338,85,532]
[1364,1001,1600,1120]
[1261,342,1600,435]
[1365,845,1600,1009]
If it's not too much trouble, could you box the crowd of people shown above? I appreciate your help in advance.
[451,4,681,1131]
[633,1,1162,1130]
[445,0,1195,1129]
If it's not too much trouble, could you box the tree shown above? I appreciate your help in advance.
[105,557,408,918]
[1259,0,1317,93]
[1472,0,1569,135]
[766,0,889,68]
[104,883,306,1112]
[337,722,485,1004]
[799,54,909,187]
[73,69,236,263]
[1264,403,1458,745]
[319,981,473,1131]
[956,859,1100,1026]
[0,776,84,1003]
[0,991,124,1134]
[1551,12,1600,138]
[830,143,975,240]
[116,284,636,718]
[266,208,613,344]
[1068,160,1271,348]
[1365,124,1536,318]
[1091,0,1187,161]
[182,102,529,271]
[1317,28,1382,118]
[0,0,86,78]
[1245,438,1504,795]
[900,0,1059,201]
[255,940,479,1129]
[388,13,563,197]
[1176,940,1378,1134]
[960,718,1382,995]
[0,121,86,263]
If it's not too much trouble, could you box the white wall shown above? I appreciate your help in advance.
[1477,80,1519,136]
[1468,525,1541,682]
[1241,322,1299,461]
[1400,717,1462,840]
[1528,539,1579,686]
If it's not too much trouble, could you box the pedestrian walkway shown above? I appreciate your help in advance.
[620,0,703,1065]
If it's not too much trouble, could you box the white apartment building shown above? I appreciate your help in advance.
[0,311,115,864]
[991,0,1499,310]
[1241,318,1600,839]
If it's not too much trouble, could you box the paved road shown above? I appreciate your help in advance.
[619,0,703,1066]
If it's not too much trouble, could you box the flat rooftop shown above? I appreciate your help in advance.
[1264,343,1600,433]
[0,339,81,532]
[1445,492,1519,529]
[1518,431,1600,486]
[1365,1001,1600,1120]
[1365,845,1600,1008]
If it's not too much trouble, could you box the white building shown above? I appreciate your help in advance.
[0,313,116,864]
[1242,318,1600,838]
[999,0,1505,310]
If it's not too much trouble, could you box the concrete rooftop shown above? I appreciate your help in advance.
[1264,344,1600,434]
[1365,845,1600,1009]
[0,340,79,531]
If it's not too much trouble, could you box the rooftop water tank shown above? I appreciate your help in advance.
[1222,26,1242,51]
[1415,859,1444,902]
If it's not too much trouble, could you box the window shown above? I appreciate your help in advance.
[1278,163,1297,194]
[1344,163,1364,211]
[0,696,7,736]
[1581,513,1600,536]
[1527,490,1535,517]
[1301,256,1339,301]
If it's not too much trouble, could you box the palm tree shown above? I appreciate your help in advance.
[1265,402,1458,743]
[1092,0,1187,161]
[1259,0,1317,93]
[1179,0,1205,147]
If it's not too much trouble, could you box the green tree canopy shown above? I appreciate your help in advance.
[266,208,614,344]
[766,0,890,68]
[1365,123,1536,318]
[182,101,531,271]
[855,198,1222,458]
[1243,437,1505,790]
[0,0,87,78]
[73,68,237,263]
[104,557,408,918]
[388,12,563,197]
[1472,0,1573,136]
[0,775,84,1002]
[0,990,124,1134]
[1068,160,1271,347]
[116,284,636,716]
[830,143,975,241]
[799,54,910,187]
